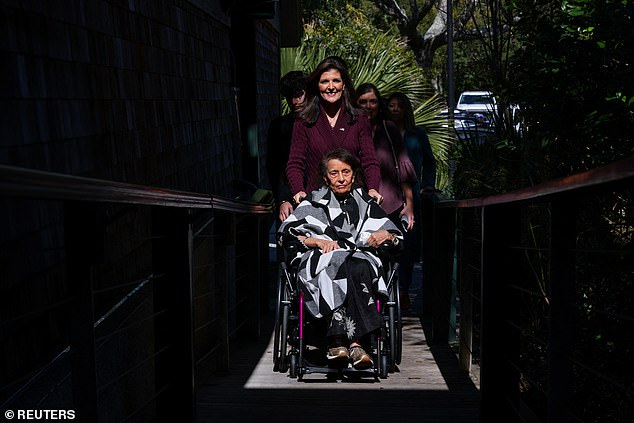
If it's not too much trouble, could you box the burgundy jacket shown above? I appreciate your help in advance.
[286,106,381,196]
[374,119,418,215]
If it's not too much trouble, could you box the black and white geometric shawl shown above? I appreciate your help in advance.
[278,186,403,319]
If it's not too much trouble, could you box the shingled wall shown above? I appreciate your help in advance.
[0,2,283,415]
[0,0,281,198]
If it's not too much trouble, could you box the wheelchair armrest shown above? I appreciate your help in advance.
[358,241,400,262]
[379,241,396,250]
[279,234,307,267]
[285,241,302,255]
[376,240,401,261]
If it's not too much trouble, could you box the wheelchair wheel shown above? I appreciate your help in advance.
[288,352,298,379]
[386,280,403,370]
[388,296,397,371]
[279,302,290,372]
[379,353,389,379]
[273,269,283,370]
[393,282,403,365]
[273,264,291,372]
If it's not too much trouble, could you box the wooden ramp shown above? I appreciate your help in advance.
[195,315,481,422]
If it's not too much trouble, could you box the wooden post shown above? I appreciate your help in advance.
[431,206,455,343]
[457,208,474,373]
[152,207,195,421]
[421,194,436,317]
[213,212,235,373]
[480,204,521,422]
[250,215,261,339]
[64,201,101,422]
[548,199,575,422]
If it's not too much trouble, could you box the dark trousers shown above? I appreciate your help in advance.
[326,256,382,343]
[387,206,421,292]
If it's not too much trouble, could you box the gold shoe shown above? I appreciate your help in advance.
[327,346,349,362]
[349,346,373,369]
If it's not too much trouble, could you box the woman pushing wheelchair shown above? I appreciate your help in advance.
[278,148,403,370]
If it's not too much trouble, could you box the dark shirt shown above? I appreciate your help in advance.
[266,113,295,204]
[402,126,437,201]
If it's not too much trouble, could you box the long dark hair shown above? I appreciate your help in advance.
[355,82,387,124]
[300,56,364,126]
[279,70,307,99]
[387,91,416,130]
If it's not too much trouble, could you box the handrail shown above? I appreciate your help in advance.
[1,163,274,421]
[0,164,272,213]
[430,155,634,422]
[439,156,634,208]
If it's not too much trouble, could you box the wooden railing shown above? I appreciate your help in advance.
[430,157,634,422]
[0,165,273,422]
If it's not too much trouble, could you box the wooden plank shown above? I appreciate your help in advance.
[195,315,480,422]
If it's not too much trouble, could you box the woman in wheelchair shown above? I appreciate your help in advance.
[278,148,403,370]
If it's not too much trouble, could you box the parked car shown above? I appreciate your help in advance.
[436,92,522,143]
[456,91,496,114]
[434,108,492,144]
[454,91,497,142]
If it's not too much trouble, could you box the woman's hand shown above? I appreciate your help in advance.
[278,201,293,221]
[299,236,340,253]
[293,191,307,205]
[401,184,415,231]
[399,203,415,231]
[319,239,340,253]
[366,230,397,248]
[368,189,383,204]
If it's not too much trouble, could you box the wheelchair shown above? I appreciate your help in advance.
[272,243,403,380]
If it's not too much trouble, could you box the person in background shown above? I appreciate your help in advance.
[266,70,307,222]
[278,148,402,369]
[386,92,438,313]
[356,82,417,232]
[286,56,383,207]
